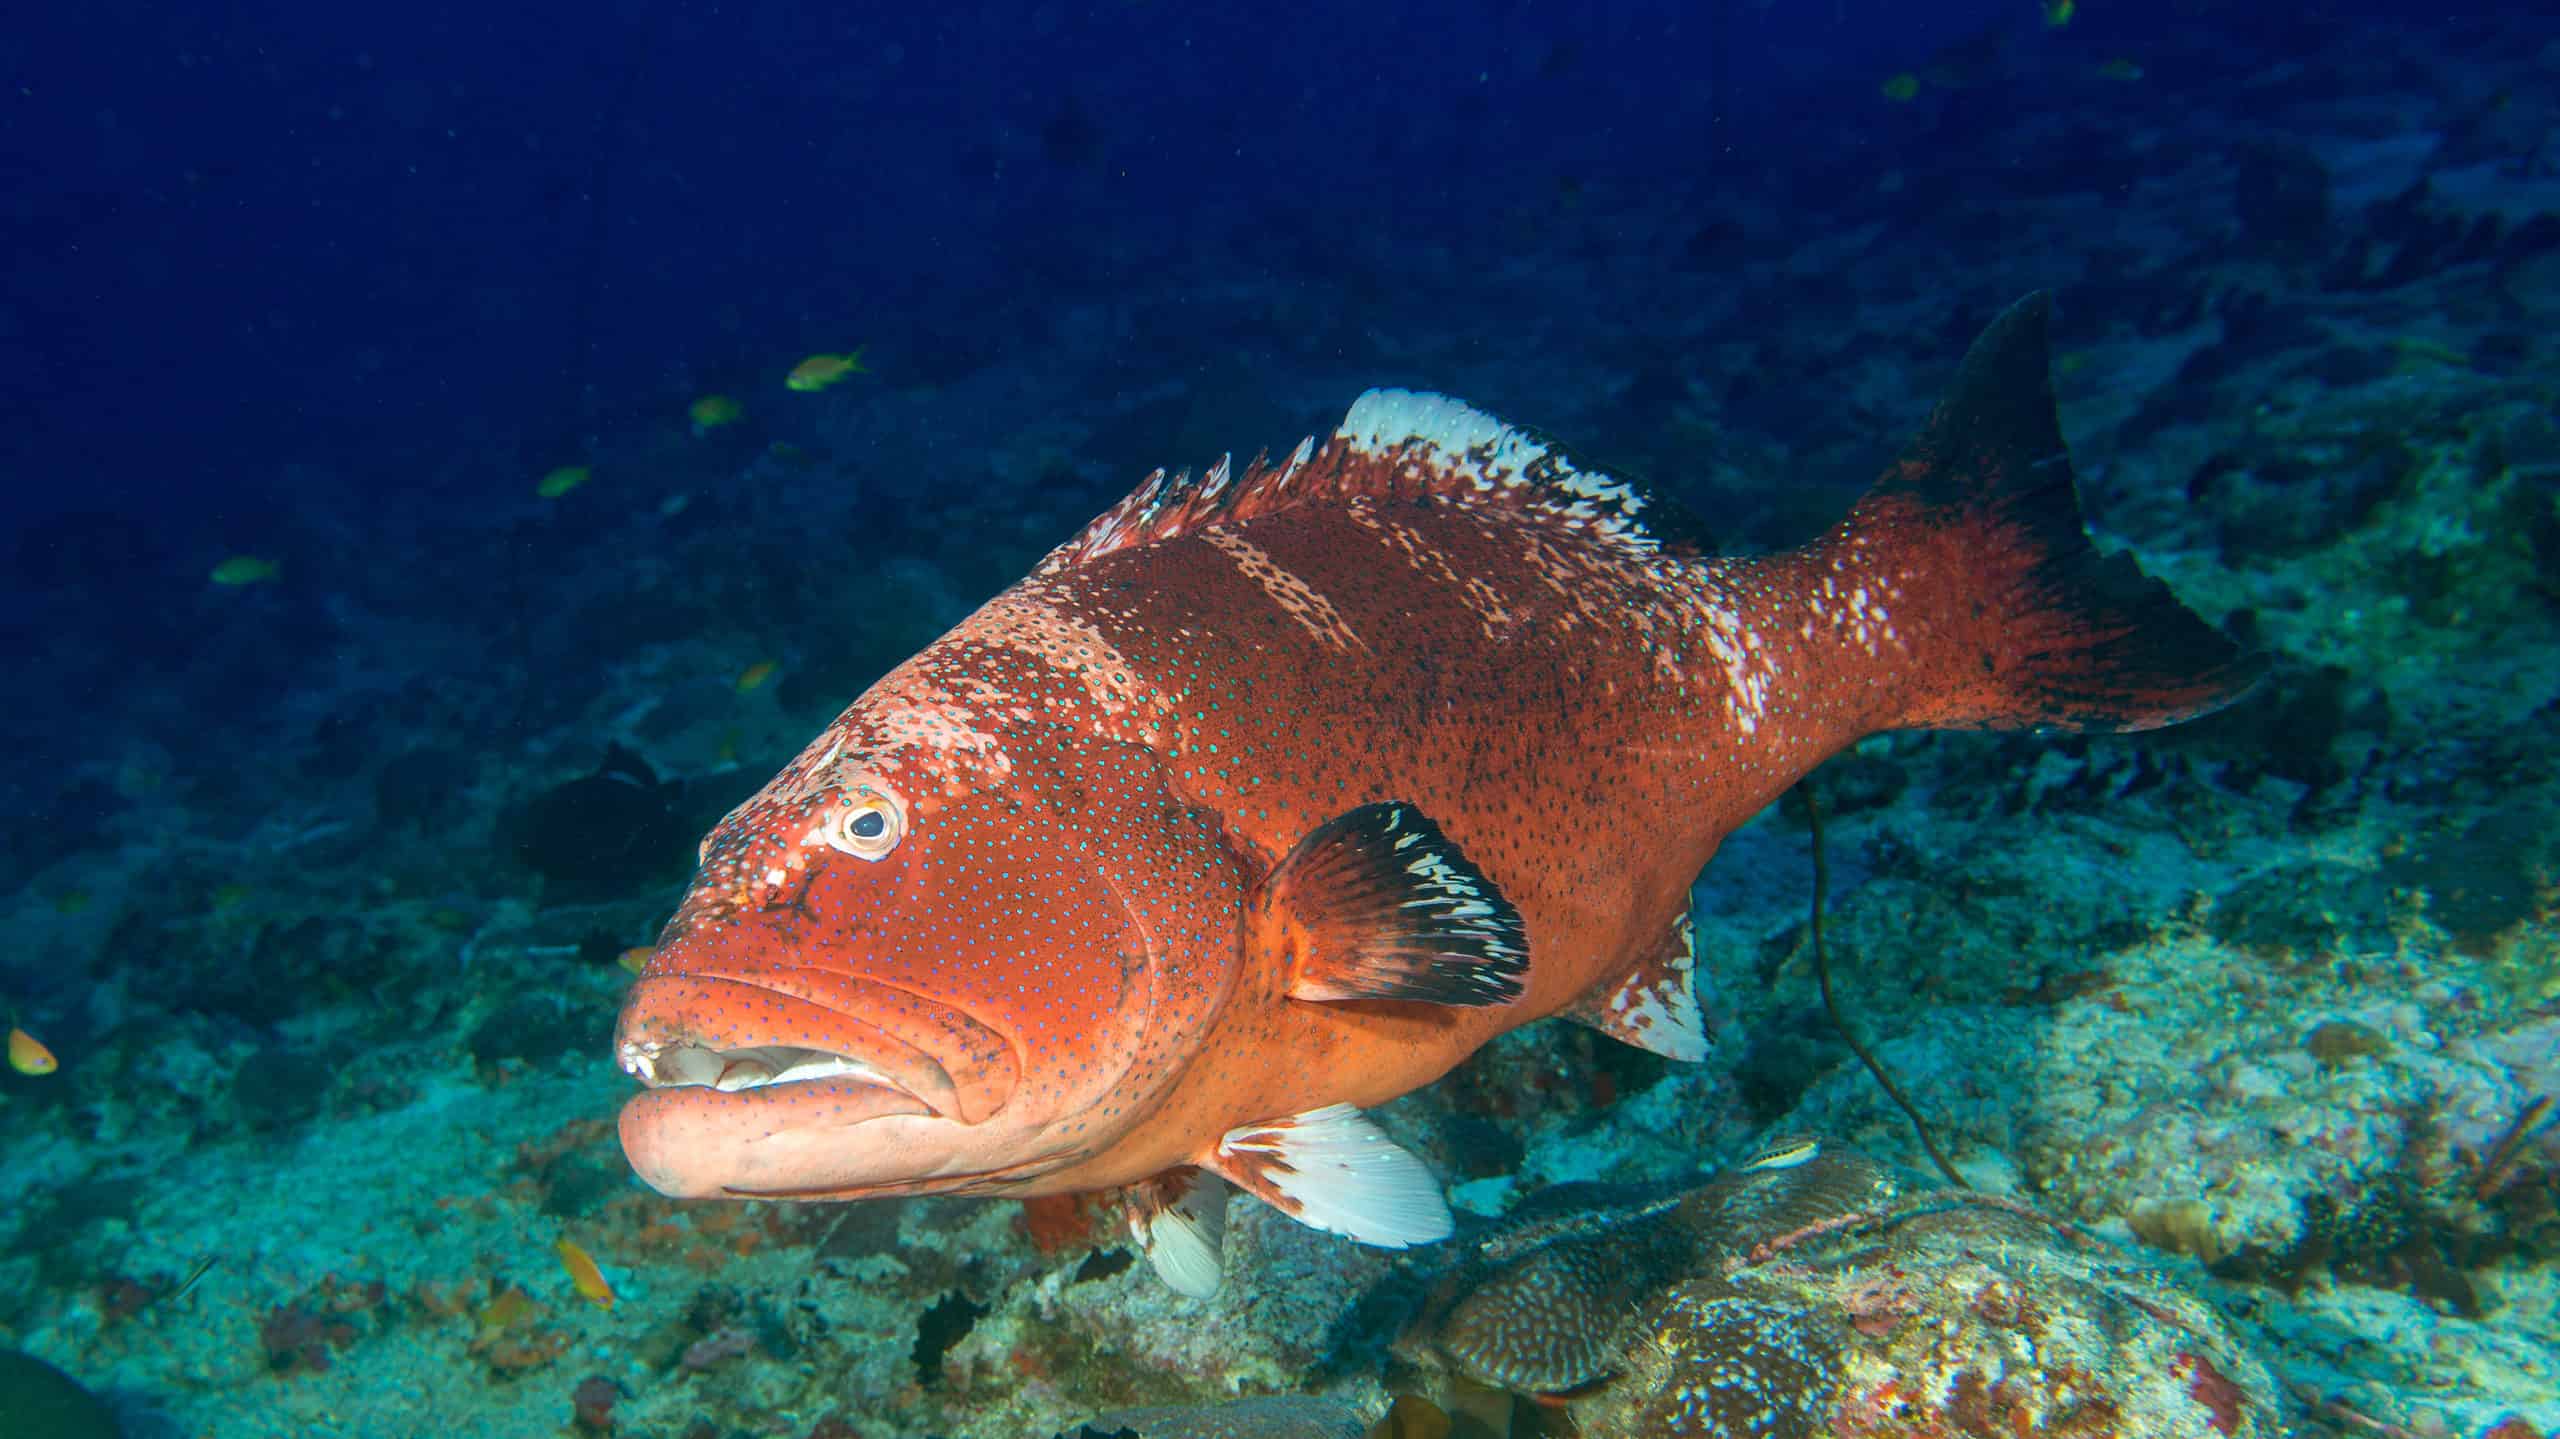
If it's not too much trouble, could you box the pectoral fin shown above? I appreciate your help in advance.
[1209,1103,1453,1248]
[1250,801,1527,1007]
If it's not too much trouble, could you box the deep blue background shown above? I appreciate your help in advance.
[6,0,2068,531]
[0,0,2457,800]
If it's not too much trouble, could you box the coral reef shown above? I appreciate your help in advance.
[1401,1146,2289,1438]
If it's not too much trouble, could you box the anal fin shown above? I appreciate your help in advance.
[1117,1167,1229,1298]
[1209,1103,1453,1248]
[1565,913,1709,1062]
[1251,801,1528,1007]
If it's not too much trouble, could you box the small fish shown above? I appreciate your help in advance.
[211,883,251,912]
[613,296,2258,1296]
[735,660,780,694]
[209,555,280,586]
[619,946,655,976]
[49,889,91,916]
[786,350,868,392]
[537,466,591,500]
[2391,337,2471,370]
[689,394,744,435]
[2043,0,2075,27]
[9,1026,58,1076]
[1879,72,1921,102]
[2095,57,2145,82]
[555,1237,616,1309]
[1738,1136,1822,1172]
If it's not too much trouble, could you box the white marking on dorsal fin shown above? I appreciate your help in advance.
[1278,435,1313,487]
[1119,1168,1228,1298]
[1211,1103,1453,1248]
[1199,453,1232,503]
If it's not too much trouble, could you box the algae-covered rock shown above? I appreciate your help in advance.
[1063,1396,1367,1439]
[0,1349,122,1439]
[1399,1144,2293,1439]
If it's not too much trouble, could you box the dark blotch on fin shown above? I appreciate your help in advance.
[1255,801,1528,1007]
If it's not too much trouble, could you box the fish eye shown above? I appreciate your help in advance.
[819,788,905,861]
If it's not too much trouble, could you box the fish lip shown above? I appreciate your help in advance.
[612,971,1015,1123]
[616,1077,940,1200]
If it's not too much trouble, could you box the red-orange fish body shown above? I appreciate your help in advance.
[614,296,2255,1291]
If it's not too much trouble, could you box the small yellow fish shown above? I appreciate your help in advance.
[2096,57,2144,82]
[689,394,744,434]
[50,890,92,916]
[555,1237,616,1310]
[1879,72,1921,103]
[2043,0,2076,27]
[211,883,251,912]
[786,349,868,392]
[618,946,654,976]
[8,1026,58,1076]
[734,660,779,694]
[2391,336,2471,370]
[209,555,280,587]
[536,466,591,500]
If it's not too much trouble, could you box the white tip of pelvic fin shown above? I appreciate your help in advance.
[1214,1102,1454,1249]
[1121,1169,1229,1299]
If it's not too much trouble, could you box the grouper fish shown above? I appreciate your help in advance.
[613,295,2258,1295]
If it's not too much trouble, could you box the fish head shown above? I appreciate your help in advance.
[614,654,1246,1201]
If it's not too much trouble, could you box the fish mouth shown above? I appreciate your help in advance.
[613,969,1024,1200]
[612,971,1018,1124]
[620,1042,927,1100]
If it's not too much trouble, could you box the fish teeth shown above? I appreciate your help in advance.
[622,1042,902,1095]
[658,1046,727,1087]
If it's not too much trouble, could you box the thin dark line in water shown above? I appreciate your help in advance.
[1805,781,1969,1190]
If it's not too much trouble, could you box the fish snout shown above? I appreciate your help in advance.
[613,972,1018,1125]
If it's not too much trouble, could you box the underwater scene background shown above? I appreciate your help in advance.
[5,2,2558,1437]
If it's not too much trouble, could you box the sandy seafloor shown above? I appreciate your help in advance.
[4,14,2559,1439]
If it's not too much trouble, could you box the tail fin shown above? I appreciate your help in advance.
[1850,293,2262,733]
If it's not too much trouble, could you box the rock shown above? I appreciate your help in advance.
[1396,1143,2291,1438]
[0,1349,122,1439]
[1062,1396,1368,1439]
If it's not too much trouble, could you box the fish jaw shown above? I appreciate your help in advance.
[614,971,1032,1198]
[615,971,1018,1123]
[619,1079,937,1198]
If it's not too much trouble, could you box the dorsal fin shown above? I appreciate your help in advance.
[1037,389,1706,575]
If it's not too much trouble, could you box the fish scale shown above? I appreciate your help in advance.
[612,295,2259,1282]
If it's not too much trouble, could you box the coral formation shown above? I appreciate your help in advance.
[1402,1146,2289,1438]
